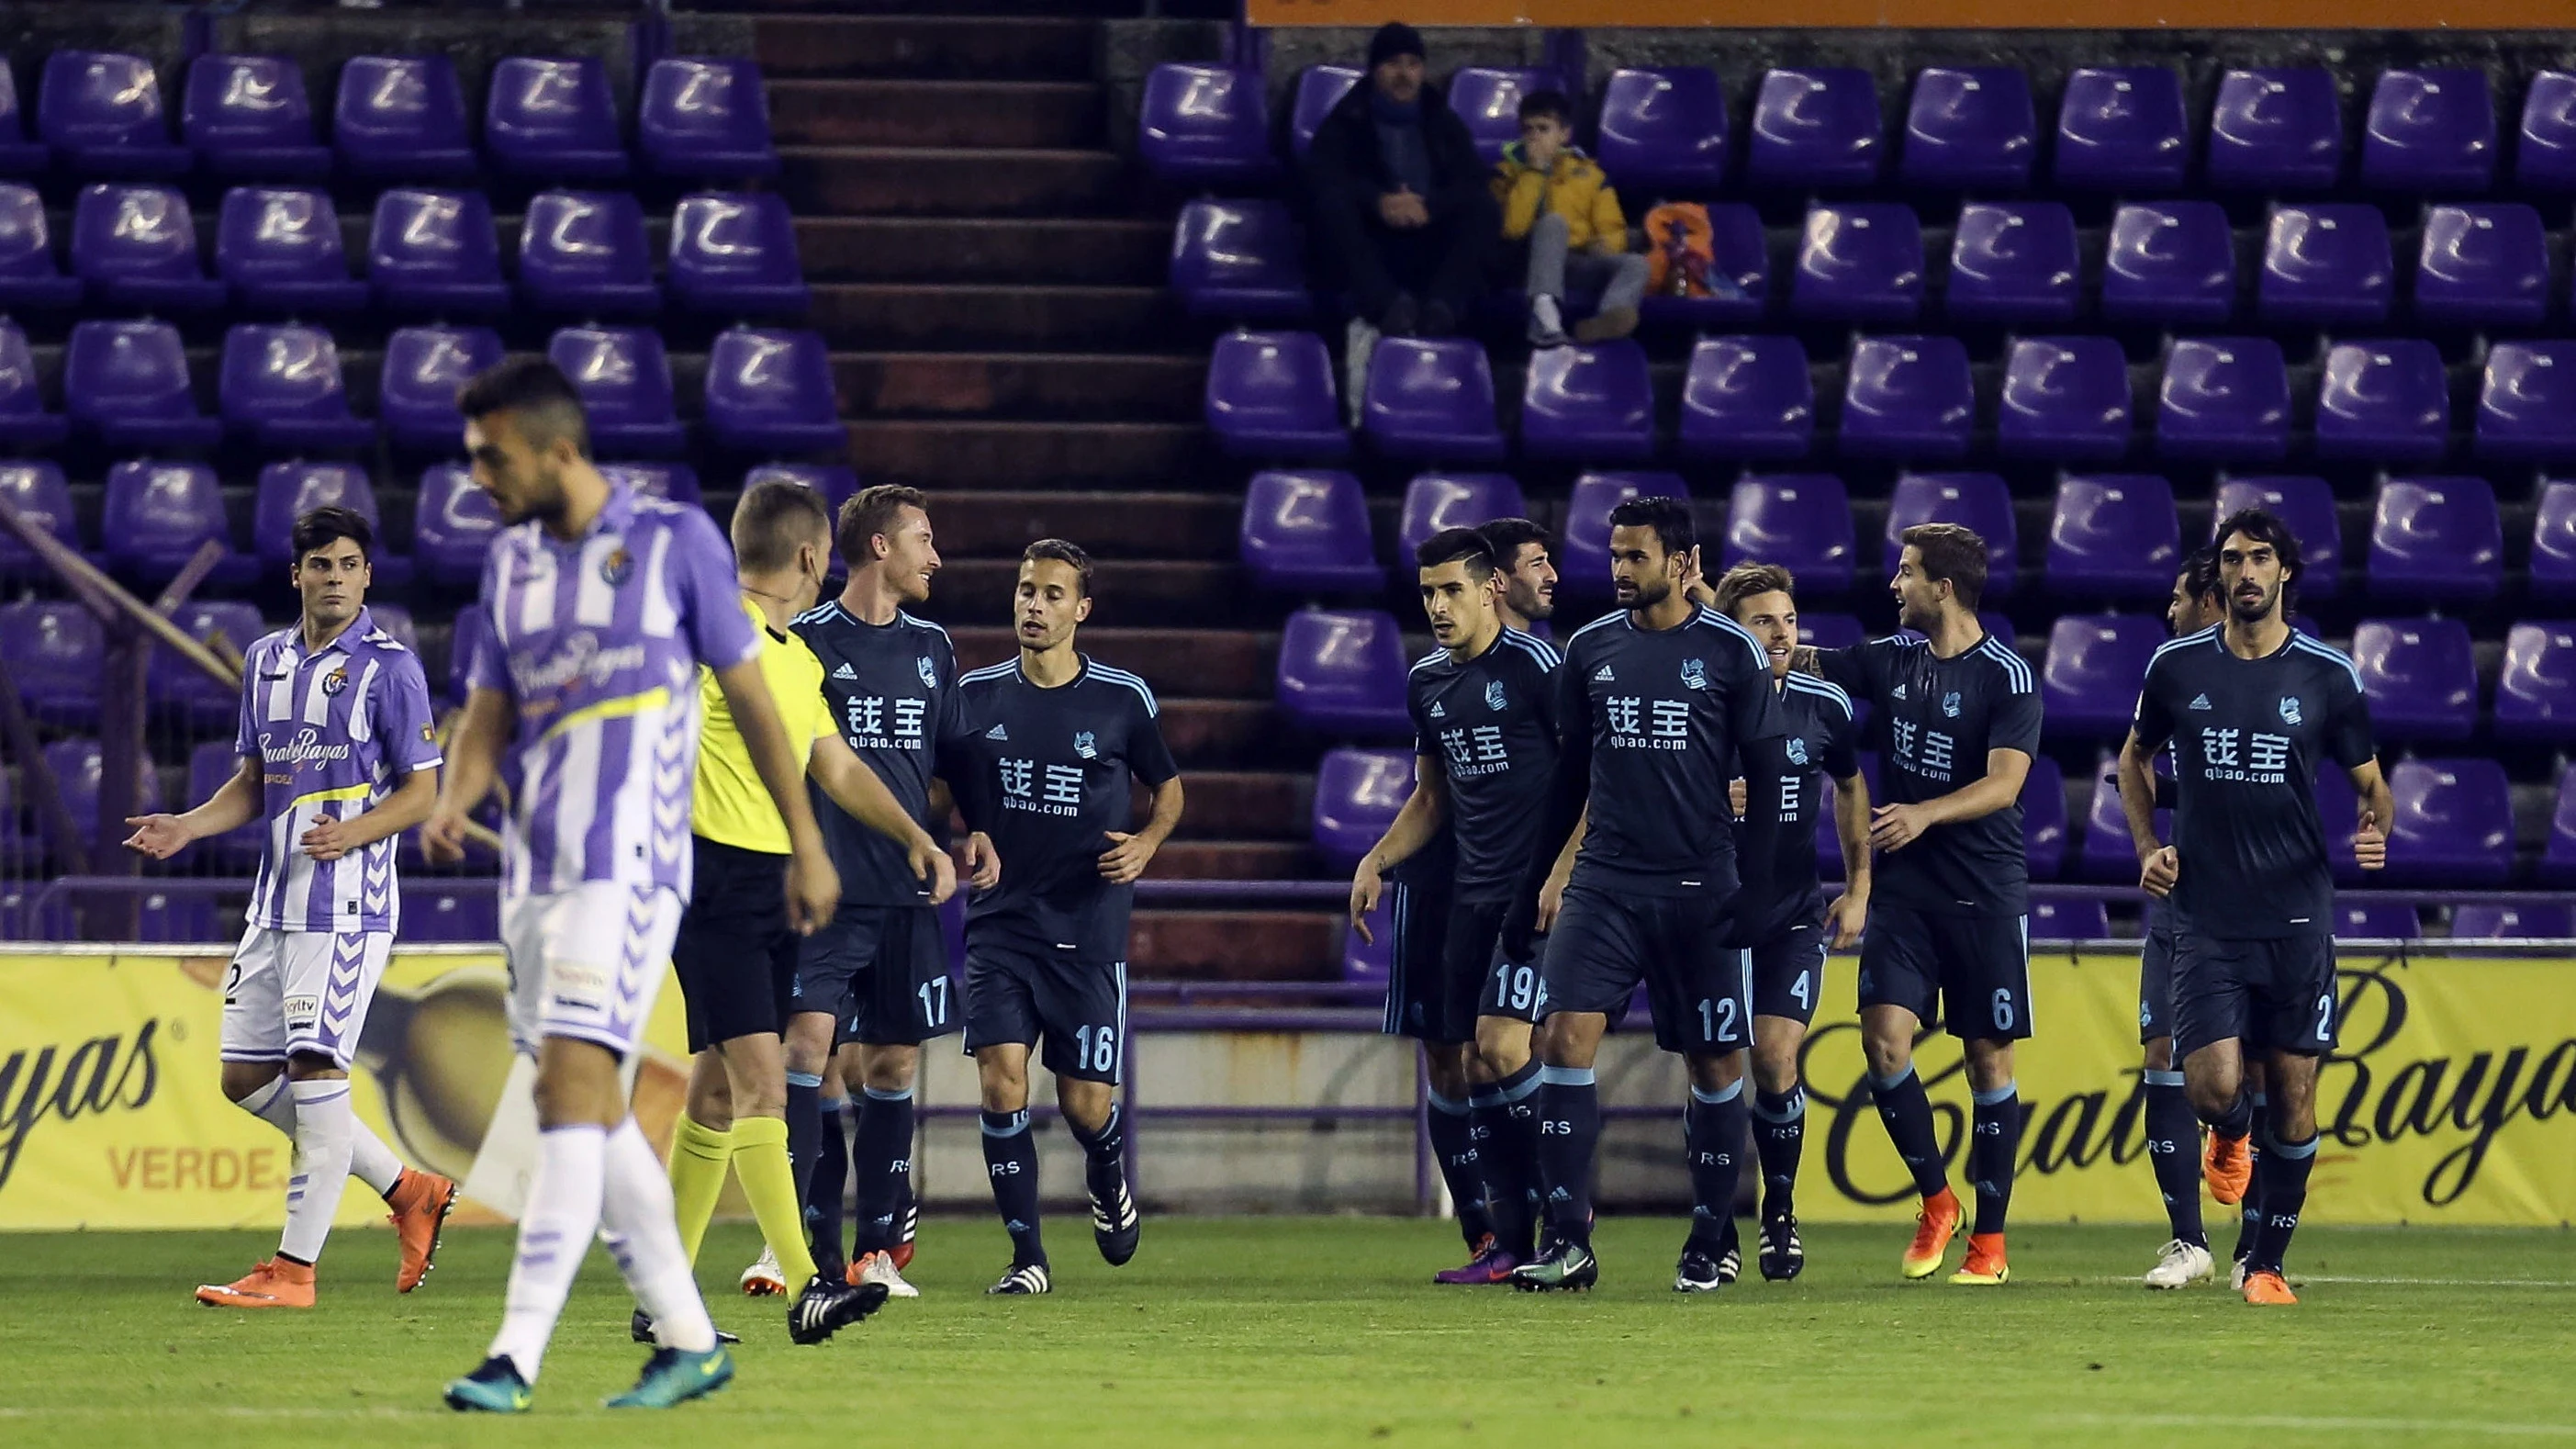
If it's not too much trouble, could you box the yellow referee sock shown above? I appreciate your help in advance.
[669,1112,734,1266]
[731,1115,821,1287]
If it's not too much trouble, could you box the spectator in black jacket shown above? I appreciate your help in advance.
[1304,23,1496,339]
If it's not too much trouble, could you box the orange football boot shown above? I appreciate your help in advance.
[2204,1130,2252,1206]
[386,1168,459,1293]
[1948,1232,2010,1285]
[1900,1186,1963,1279]
[2243,1269,2299,1305]
[196,1257,315,1309]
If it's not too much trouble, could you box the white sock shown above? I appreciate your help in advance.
[349,1128,405,1198]
[236,1073,298,1138]
[280,1079,357,1264]
[599,1116,718,1353]
[489,1124,607,1382]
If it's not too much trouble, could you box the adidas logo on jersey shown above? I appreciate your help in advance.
[986,723,1008,740]
[1890,683,1909,700]
[1593,664,1615,681]
[1428,702,1445,718]
[2189,693,2212,711]
[834,663,857,680]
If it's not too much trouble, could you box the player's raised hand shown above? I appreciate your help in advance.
[786,848,841,935]
[121,814,191,860]
[299,814,353,862]
[2353,809,2387,872]
[1097,830,1157,885]
[909,834,958,905]
[420,806,470,866]
[1349,859,1383,944]
[1679,545,1717,607]
[963,831,1002,890]
[1868,802,1929,852]
[2138,844,2178,898]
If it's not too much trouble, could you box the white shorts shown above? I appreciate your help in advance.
[501,882,683,1058]
[219,927,393,1069]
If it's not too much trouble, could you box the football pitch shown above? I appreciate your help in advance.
[4,1219,2571,1448]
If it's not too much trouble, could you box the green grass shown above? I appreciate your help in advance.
[4,1219,2572,1447]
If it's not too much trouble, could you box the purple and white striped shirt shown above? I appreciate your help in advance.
[235,608,443,934]
[467,481,758,901]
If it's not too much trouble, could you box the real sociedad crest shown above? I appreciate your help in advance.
[916,656,938,690]
[1074,731,1097,759]
[1942,691,1962,718]
[1786,737,1809,766]
[1485,680,1506,711]
[2279,695,2302,726]
[1680,658,1708,690]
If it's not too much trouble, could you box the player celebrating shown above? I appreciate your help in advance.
[1805,524,2041,1286]
[952,540,1183,1295]
[430,359,853,1412]
[2119,510,2391,1307]
[1710,564,1871,1284]
[1478,516,1558,634]
[1349,529,1561,1283]
[1502,497,1789,1292]
[126,507,454,1309]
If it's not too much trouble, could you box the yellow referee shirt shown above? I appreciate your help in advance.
[693,595,835,854]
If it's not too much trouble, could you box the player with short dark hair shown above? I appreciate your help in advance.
[1500,496,1791,1292]
[2119,509,2393,1307]
[1804,522,2042,1286]
[1350,526,1562,1284]
[1476,517,1558,634]
[952,540,1183,1295]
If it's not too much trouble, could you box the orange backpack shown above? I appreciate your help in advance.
[1643,202,1718,298]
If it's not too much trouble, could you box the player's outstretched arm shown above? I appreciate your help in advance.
[715,657,842,933]
[124,755,263,860]
[423,686,513,865]
[1350,762,1447,942]
[2114,730,2177,897]
[1827,767,1873,948]
[810,731,956,904]
[1100,776,1183,886]
[1869,748,2033,852]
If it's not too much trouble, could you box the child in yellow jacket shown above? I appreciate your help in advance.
[1494,90,1649,346]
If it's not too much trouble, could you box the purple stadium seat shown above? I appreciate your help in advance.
[1362,338,1503,463]
[2519,71,2576,192]
[39,51,190,179]
[2207,69,2343,192]
[407,888,502,945]
[2362,70,2496,193]
[2353,617,2477,742]
[1901,66,2035,190]
[151,600,266,728]
[1747,68,1881,188]
[1724,473,1853,592]
[2055,67,2188,191]
[2156,338,2289,463]
[2369,475,2500,602]
[486,57,627,182]
[1206,330,1348,461]
[2454,903,2575,939]
[184,55,329,181]
[216,186,368,315]
[381,325,502,455]
[744,462,859,522]
[2384,758,2512,885]
[2044,615,2163,738]
[185,740,265,869]
[1946,201,2078,326]
[2081,758,2167,881]
[1276,608,1411,736]
[1639,202,1768,331]
[368,188,510,316]
[2030,894,2107,941]
[1883,471,2016,594]
[44,738,163,852]
[333,56,476,183]
[1289,65,1361,162]
[2414,204,2548,327]
[520,189,660,317]
[253,461,386,573]
[639,57,779,184]
[0,182,80,308]
[0,66,49,175]
[2533,480,2576,604]
[2476,342,2576,462]
[1240,469,1383,593]
[668,192,809,320]
[70,184,227,312]
[1677,335,1811,461]
[2101,202,2236,326]
[0,601,104,724]
[1312,747,1414,870]
[703,327,844,455]
[1521,342,1653,462]
[599,461,703,507]
[2022,755,2067,882]
[63,320,223,451]
[1792,203,1922,324]
[2548,771,2576,885]
[548,326,686,456]
[2212,476,2341,597]
[2315,341,2449,463]
[414,462,500,590]
[102,461,249,586]
[2495,623,2576,741]
[1170,198,1305,323]
[1595,67,1728,192]
[1138,64,1275,186]
[2258,205,2392,325]
[1562,472,1684,598]
[219,323,374,452]
[0,318,66,449]
[1399,472,1526,558]
[1840,335,1973,460]
[1999,336,2133,462]
[0,462,78,576]
[1448,68,1560,167]
[2335,902,2419,940]
[2046,474,2178,601]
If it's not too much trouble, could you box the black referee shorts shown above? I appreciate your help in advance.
[672,834,799,1053]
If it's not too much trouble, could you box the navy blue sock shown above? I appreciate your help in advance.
[811,1097,853,1266]
[1969,1081,2021,1237]
[1067,1101,1129,1201]
[2247,1131,2317,1275]
[1473,1060,1542,1256]
[1869,1067,1950,1199]
[1684,1081,1749,1251]
[786,1073,823,1208]
[1534,1066,1599,1249]
[1426,1091,1493,1250]
[2235,1097,2273,1264]
[2206,1087,2256,1140]
[2143,1070,2207,1247]
[980,1108,1047,1269]
[851,1085,915,1256]
[1751,1085,1806,1220]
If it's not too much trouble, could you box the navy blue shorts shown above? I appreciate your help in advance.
[1383,875,1460,1042]
[1748,897,1831,1028]
[1856,903,2033,1041]
[1540,882,1753,1056]
[794,904,957,1046]
[962,941,1126,1084]
[2138,923,2176,1044]
[2170,929,2338,1062]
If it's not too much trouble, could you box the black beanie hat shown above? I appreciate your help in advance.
[1368,21,1425,70]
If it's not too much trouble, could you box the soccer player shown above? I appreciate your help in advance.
[1710,563,1871,1284]
[786,484,997,1299]
[1804,524,2041,1286]
[1349,528,1561,1283]
[427,359,850,1412]
[651,478,956,1343]
[1477,516,1558,634]
[2118,509,2391,1307]
[951,540,1183,1295]
[124,506,454,1309]
[1500,497,1789,1292]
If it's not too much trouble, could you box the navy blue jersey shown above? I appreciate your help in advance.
[1813,633,2041,916]
[792,602,969,906]
[1556,605,1786,897]
[1407,628,1563,899]
[1739,668,1861,931]
[2131,626,2376,939]
[951,656,1180,960]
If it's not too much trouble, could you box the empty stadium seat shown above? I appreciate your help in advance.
[1206,330,1347,461]
[0,600,104,724]
[1883,471,2016,593]
[219,323,374,452]
[486,56,627,182]
[0,462,78,575]
[1312,747,1414,870]
[1448,68,1560,166]
[2383,758,2512,885]
[43,738,164,851]
[2101,202,2235,326]
[2258,205,2393,325]
[1792,203,1922,324]
[2157,338,2289,462]
[1900,66,2034,190]
[1288,65,1361,162]
[2029,895,2107,942]
[2336,901,2420,940]
[1276,608,1409,736]
[2495,623,2576,741]
[0,66,49,175]
[334,55,476,183]
[519,189,661,317]
[2415,203,2548,327]
[1677,334,1812,461]
[1594,67,1728,192]
[2080,760,2165,880]
[639,57,780,183]
[0,318,66,449]
[369,188,510,316]
[1239,469,1383,594]
[2207,68,2343,191]
[2022,755,2067,882]
[2475,342,2576,462]
[253,461,388,574]
[2212,475,2341,597]
[1945,202,2078,326]
[2352,617,2477,742]
[744,461,859,520]
[185,739,265,870]
[414,462,501,590]
[0,182,80,308]
[216,186,368,315]
[2315,340,2449,463]
[548,326,686,455]
[2531,480,2576,604]
[668,191,810,320]
[2362,69,2495,192]
[1840,335,1972,459]
[2044,615,2163,737]
[39,51,190,179]
[1138,64,1274,186]
[2547,771,2576,885]
[2369,475,2500,601]
[703,328,843,455]
[2518,71,2576,191]
[183,54,330,181]
[1998,337,2133,462]
[1170,198,1306,323]
[1399,472,1525,558]
[70,184,227,311]
[1362,339,1503,462]
[380,324,503,455]
[151,600,266,729]
[1522,343,1652,462]
[1747,67,1881,188]
[2453,903,2574,938]
[1561,471,1683,597]
[2055,67,2188,191]
[599,461,704,506]
[406,889,503,944]
[1641,202,1769,331]
[1724,473,1852,592]
[64,320,223,450]
[103,460,251,586]
[2045,474,2178,601]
